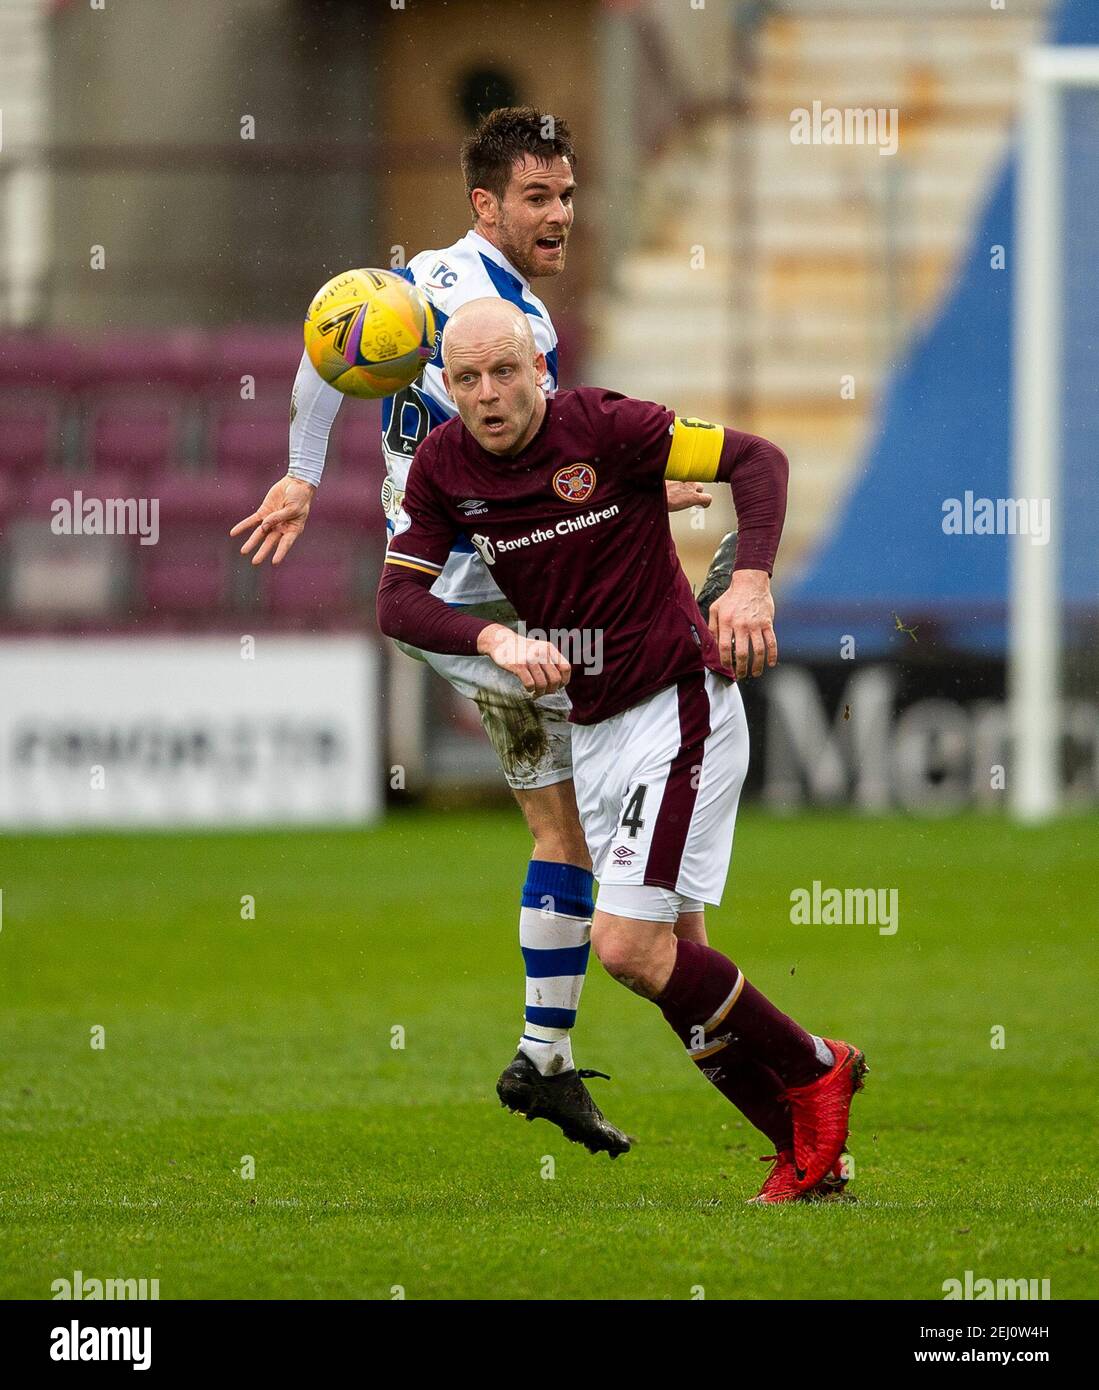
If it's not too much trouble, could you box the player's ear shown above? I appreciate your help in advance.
[534,351,546,383]
[470,187,498,227]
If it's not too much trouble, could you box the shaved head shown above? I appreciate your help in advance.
[441,298,547,456]
[441,298,536,371]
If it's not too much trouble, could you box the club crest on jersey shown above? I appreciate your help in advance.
[553,463,597,504]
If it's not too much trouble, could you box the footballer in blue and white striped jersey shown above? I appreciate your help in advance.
[380,229,559,604]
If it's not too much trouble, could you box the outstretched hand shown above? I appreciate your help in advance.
[230,474,317,567]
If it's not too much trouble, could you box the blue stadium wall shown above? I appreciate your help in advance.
[784,0,1099,659]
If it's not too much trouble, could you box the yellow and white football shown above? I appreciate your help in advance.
[303,268,436,399]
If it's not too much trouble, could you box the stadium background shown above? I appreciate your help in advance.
[0,0,1095,1302]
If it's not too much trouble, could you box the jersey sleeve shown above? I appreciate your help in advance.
[288,350,344,487]
[376,437,490,653]
[382,436,456,582]
[654,413,790,574]
[714,429,789,574]
[578,388,789,574]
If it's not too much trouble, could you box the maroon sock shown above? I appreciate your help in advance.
[657,938,826,1094]
[656,942,793,1147]
[700,1038,794,1152]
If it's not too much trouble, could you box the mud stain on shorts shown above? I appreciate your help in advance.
[474,689,548,782]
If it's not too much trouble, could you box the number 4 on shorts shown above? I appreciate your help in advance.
[621,784,647,839]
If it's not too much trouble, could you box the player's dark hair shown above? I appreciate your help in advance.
[460,107,575,209]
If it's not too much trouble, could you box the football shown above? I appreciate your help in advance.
[303,267,436,398]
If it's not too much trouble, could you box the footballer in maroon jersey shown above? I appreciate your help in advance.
[377,298,868,1203]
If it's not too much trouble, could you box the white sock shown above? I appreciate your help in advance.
[518,1029,574,1076]
[515,863,594,1077]
[811,1035,835,1069]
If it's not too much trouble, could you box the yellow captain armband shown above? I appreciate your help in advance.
[664,416,725,483]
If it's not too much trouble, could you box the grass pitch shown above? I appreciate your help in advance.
[1,809,1095,1300]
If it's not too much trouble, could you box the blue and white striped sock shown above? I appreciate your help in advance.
[517,860,594,1077]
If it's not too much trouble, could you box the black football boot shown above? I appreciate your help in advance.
[696,530,739,626]
[496,1052,631,1158]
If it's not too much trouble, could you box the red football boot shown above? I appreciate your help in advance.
[746,1150,850,1204]
[785,1039,868,1191]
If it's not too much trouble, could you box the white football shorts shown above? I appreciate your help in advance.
[571,669,749,915]
[395,601,573,792]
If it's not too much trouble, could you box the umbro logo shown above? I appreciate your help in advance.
[611,846,636,860]
[459,499,488,516]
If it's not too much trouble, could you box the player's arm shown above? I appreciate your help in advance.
[588,391,787,677]
[229,352,342,565]
[377,562,571,697]
[663,415,789,678]
[375,457,570,697]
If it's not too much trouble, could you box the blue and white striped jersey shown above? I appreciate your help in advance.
[382,230,559,604]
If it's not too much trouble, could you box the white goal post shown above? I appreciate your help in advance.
[1010,46,1099,822]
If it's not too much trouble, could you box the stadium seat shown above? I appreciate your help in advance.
[551,313,583,387]
[144,468,257,529]
[26,469,84,521]
[262,528,366,620]
[0,333,87,391]
[0,473,15,529]
[80,330,208,393]
[323,401,385,526]
[208,402,290,479]
[2,326,385,623]
[139,527,233,616]
[211,327,302,398]
[329,400,385,473]
[0,399,60,474]
[87,399,180,477]
[319,477,375,522]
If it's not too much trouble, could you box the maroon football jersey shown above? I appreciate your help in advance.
[378,387,786,725]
